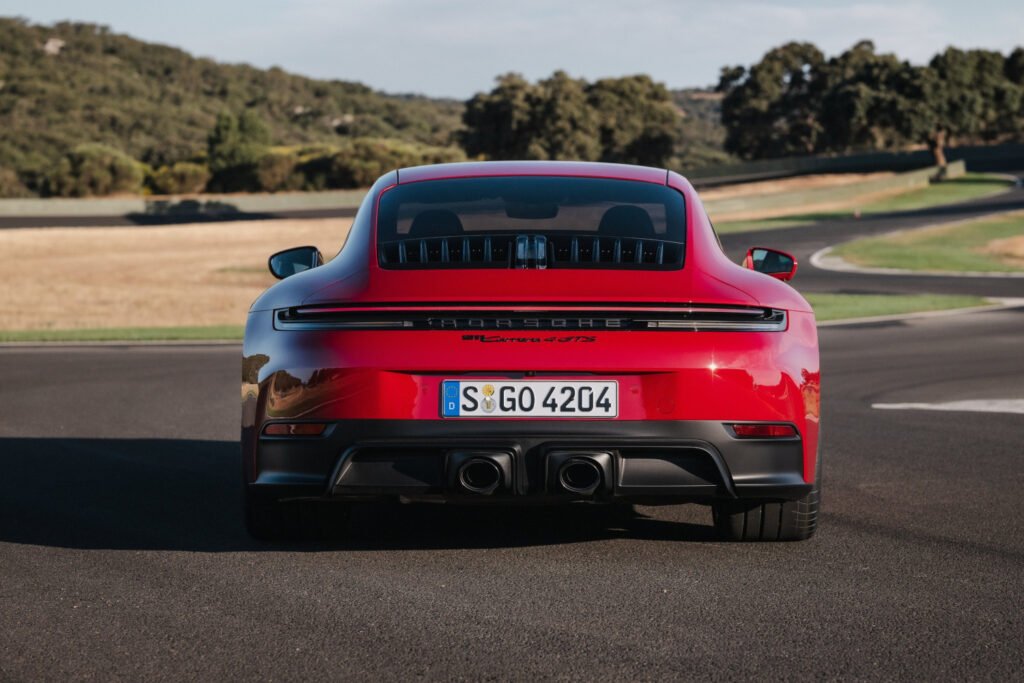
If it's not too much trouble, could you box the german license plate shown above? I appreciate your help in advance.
[441,380,618,418]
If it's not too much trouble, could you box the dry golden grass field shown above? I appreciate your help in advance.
[0,218,352,331]
[698,172,894,200]
[982,235,1024,266]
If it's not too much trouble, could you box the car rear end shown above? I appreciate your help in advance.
[242,165,820,540]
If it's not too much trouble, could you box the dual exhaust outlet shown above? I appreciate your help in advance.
[556,458,604,495]
[457,457,505,495]
[449,450,612,496]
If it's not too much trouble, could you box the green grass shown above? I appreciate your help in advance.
[863,173,1014,212]
[831,211,1024,273]
[715,173,1016,234]
[0,325,244,342]
[805,292,990,322]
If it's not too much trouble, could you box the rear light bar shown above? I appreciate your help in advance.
[728,423,799,439]
[263,422,327,437]
[274,306,787,332]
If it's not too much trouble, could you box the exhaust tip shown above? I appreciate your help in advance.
[458,458,503,495]
[559,458,603,496]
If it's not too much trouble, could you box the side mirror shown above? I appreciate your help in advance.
[743,247,798,281]
[268,246,323,280]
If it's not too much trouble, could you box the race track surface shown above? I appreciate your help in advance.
[2,177,1023,680]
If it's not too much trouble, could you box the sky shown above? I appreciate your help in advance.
[4,0,1023,98]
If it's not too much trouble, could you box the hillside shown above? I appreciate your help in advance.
[0,18,464,194]
[0,18,733,197]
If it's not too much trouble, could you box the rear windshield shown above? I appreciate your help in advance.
[377,176,686,270]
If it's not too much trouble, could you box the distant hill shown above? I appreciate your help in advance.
[0,18,464,193]
[0,18,731,197]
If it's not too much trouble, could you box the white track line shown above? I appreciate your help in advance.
[873,399,1024,415]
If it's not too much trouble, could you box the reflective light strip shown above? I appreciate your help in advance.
[263,422,328,436]
[728,423,798,439]
[295,305,768,315]
[644,314,786,332]
[274,308,787,332]
[276,319,415,330]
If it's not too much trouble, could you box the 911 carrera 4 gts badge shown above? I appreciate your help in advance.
[462,334,596,343]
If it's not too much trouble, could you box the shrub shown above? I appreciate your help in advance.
[0,166,33,197]
[324,138,465,188]
[255,151,303,192]
[148,161,211,194]
[44,143,144,197]
[206,111,271,192]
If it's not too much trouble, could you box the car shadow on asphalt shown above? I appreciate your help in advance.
[0,438,720,552]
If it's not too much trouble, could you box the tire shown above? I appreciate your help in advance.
[244,489,351,542]
[712,458,821,542]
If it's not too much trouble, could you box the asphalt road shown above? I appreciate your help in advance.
[0,207,359,229]
[2,179,1024,680]
[1,316,1023,680]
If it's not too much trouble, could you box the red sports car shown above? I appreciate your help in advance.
[241,161,820,542]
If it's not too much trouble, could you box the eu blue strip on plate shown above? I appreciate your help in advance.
[442,381,460,417]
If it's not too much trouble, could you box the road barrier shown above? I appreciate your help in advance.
[688,142,1023,187]
[0,189,366,219]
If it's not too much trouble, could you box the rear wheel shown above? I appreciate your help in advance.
[244,489,351,542]
[712,460,821,542]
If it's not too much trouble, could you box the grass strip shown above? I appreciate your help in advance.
[0,325,244,342]
[805,292,989,322]
[830,211,1024,273]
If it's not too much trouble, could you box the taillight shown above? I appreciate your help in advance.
[262,422,327,436]
[274,305,787,332]
[728,423,798,439]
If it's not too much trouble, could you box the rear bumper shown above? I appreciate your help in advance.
[247,419,810,504]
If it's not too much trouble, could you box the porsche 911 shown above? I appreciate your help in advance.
[241,161,820,542]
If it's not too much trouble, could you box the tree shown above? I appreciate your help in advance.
[0,166,31,198]
[929,48,1023,148]
[586,75,680,166]
[461,74,540,160]
[206,110,271,191]
[148,161,212,194]
[460,72,680,166]
[1006,48,1024,85]
[528,71,601,160]
[718,40,1024,166]
[44,143,143,197]
[816,42,936,155]
[717,42,826,159]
